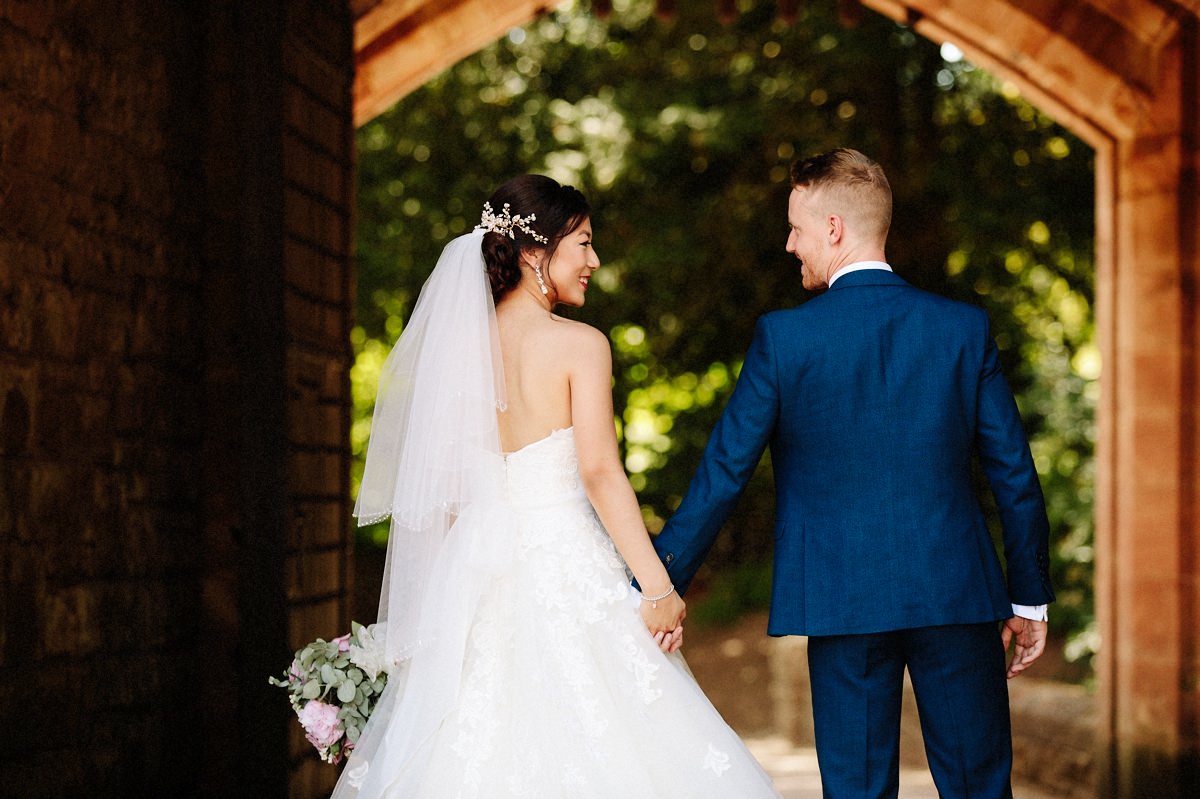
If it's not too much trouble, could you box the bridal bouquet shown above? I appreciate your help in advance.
[269,621,390,764]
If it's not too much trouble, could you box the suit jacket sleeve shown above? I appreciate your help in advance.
[652,316,781,595]
[975,318,1056,606]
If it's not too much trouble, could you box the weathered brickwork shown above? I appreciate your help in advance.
[282,2,356,795]
[0,1,354,796]
[0,2,208,795]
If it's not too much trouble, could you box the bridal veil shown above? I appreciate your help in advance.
[335,229,511,796]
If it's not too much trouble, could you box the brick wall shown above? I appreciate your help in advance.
[280,1,356,795]
[0,2,354,795]
[0,2,208,794]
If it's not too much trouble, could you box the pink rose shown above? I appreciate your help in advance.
[331,633,352,652]
[297,700,344,751]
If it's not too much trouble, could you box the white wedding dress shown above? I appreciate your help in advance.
[341,426,780,798]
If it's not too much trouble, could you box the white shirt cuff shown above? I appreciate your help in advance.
[1011,603,1047,622]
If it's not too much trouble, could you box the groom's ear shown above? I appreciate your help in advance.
[827,213,845,245]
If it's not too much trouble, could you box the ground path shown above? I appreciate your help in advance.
[686,611,1063,799]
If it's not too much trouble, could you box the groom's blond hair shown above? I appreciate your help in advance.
[790,148,892,244]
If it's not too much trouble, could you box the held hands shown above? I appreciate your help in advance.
[1001,616,1047,679]
[652,626,684,654]
[640,588,686,655]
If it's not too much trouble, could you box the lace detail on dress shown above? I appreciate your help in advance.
[704,743,732,777]
[503,427,583,509]
[449,615,503,798]
[552,622,610,748]
[621,633,664,704]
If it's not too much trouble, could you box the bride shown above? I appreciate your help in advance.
[335,175,780,798]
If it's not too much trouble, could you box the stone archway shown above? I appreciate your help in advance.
[351,1,1199,795]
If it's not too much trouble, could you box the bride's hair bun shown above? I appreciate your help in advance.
[482,231,522,301]
[480,175,590,303]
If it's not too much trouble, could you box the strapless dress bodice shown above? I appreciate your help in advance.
[502,427,588,511]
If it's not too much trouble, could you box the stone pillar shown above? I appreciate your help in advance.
[218,1,293,795]
[1096,23,1200,798]
[1,0,350,793]
[201,1,355,796]
[279,0,357,794]
[0,2,210,793]
[1185,19,1200,790]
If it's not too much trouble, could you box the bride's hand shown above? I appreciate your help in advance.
[640,591,686,637]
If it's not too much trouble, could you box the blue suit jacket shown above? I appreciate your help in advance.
[654,269,1055,636]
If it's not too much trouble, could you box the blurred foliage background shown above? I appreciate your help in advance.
[351,0,1097,679]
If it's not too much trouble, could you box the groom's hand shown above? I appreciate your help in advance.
[658,625,683,654]
[1001,616,1047,679]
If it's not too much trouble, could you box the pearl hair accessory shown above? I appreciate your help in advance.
[476,201,549,244]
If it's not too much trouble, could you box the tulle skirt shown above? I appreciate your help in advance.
[334,493,779,799]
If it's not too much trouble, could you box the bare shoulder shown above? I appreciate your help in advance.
[549,317,611,366]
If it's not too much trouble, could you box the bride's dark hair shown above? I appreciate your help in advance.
[481,175,590,302]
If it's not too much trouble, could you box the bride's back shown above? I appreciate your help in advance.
[477,174,597,453]
[495,307,577,453]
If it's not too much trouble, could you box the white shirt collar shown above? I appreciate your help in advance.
[827,260,892,287]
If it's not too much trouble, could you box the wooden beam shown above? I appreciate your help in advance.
[860,0,1165,143]
[354,0,547,125]
[355,0,430,51]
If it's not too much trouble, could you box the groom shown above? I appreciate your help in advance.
[654,148,1054,798]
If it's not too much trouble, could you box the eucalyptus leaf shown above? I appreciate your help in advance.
[337,680,357,703]
[348,668,363,684]
[302,680,321,700]
[320,663,336,685]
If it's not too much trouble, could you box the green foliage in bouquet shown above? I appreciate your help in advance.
[269,621,390,764]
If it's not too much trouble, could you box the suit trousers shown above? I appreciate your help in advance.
[806,621,1013,799]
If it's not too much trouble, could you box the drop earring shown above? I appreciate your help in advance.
[533,264,548,295]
